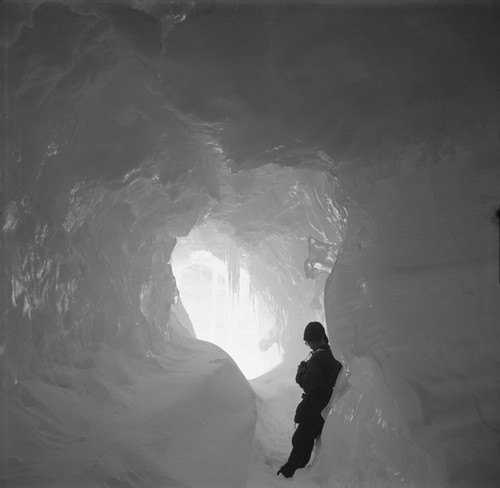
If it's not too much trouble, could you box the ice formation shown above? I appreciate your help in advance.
[1,2,500,488]
[171,224,283,379]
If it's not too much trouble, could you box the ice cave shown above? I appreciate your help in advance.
[1,1,499,487]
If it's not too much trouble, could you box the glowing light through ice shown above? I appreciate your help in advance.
[172,245,281,379]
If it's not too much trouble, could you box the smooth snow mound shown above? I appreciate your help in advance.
[1,339,256,488]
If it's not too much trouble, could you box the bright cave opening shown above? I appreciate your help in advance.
[171,225,282,379]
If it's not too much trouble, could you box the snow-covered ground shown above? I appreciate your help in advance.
[1,339,256,488]
[0,345,444,488]
[1,340,330,488]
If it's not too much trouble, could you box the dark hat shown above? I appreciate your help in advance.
[303,321,328,343]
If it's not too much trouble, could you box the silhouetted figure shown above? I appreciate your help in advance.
[278,321,343,479]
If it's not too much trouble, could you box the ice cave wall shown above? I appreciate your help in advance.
[319,143,500,487]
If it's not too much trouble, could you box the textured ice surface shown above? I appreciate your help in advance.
[324,154,500,486]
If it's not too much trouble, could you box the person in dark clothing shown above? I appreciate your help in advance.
[278,321,343,479]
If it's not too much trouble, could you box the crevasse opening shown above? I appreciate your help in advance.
[171,223,282,379]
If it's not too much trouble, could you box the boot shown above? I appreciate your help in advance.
[277,465,294,478]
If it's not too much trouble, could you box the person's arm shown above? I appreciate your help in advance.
[296,361,307,386]
[300,358,325,393]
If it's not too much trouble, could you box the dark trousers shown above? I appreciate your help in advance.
[279,417,324,478]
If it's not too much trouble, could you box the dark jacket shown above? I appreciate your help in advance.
[294,345,343,423]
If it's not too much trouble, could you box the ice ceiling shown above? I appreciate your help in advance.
[1,1,500,487]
